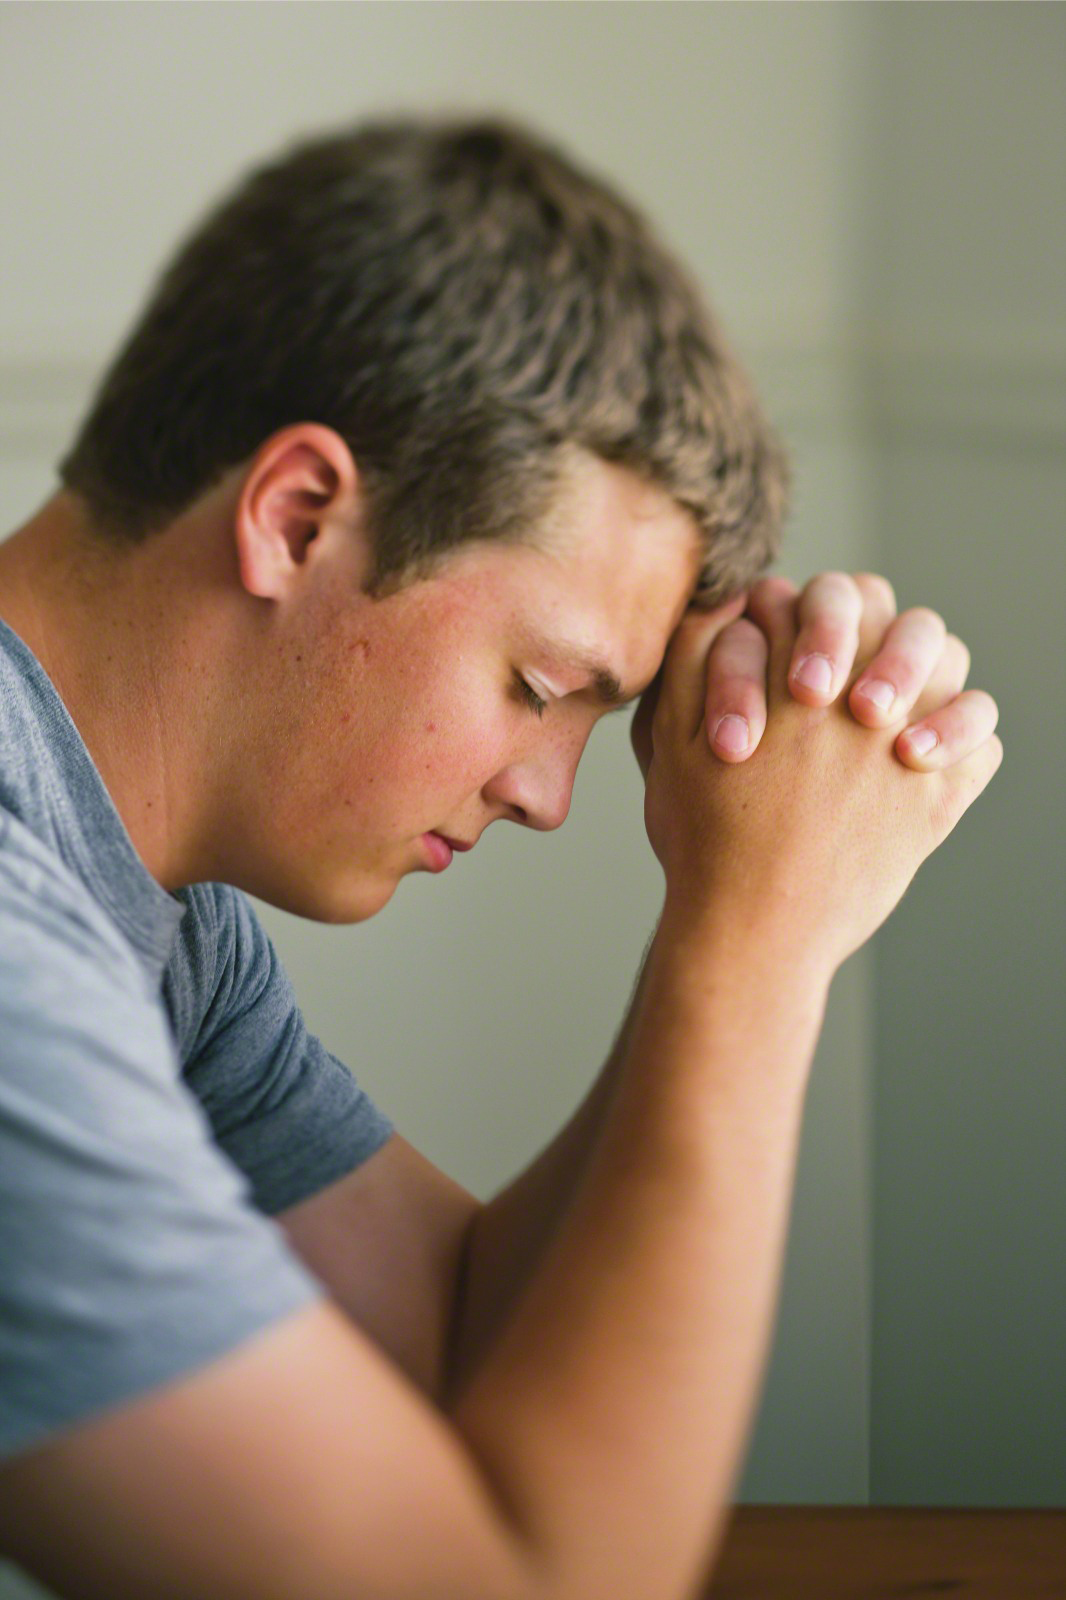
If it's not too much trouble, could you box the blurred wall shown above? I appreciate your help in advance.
[0,18,1060,1600]
[854,4,1066,1505]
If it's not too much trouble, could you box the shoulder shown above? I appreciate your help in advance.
[0,803,146,996]
[163,882,286,1058]
[0,811,183,1121]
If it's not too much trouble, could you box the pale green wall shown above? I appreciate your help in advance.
[856,6,1066,1505]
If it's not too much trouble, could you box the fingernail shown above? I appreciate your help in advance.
[793,654,833,693]
[857,677,896,712]
[713,713,749,753]
[908,727,938,756]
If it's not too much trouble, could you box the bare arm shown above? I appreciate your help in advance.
[446,904,829,1599]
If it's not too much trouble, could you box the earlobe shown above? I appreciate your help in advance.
[233,425,359,602]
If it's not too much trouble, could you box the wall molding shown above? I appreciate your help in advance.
[1,337,1063,464]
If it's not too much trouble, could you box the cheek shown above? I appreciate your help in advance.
[329,679,511,828]
[394,699,508,793]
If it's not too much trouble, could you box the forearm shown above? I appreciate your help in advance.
[444,898,832,1600]
[444,922,661,1405]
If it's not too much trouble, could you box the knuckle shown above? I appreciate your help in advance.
[818,569,856,589]
[708,677,766,719]
[711,617,769,671]
[814,570,863,608]
[904,605,947,638]
[722,616,766,647]
[853,572,898,613]
[807,615,856,649]
[878,645,925,688]
[750,574,798,606]
[970,688,1000,722]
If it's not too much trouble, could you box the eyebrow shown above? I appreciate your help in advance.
[529,634,632,711]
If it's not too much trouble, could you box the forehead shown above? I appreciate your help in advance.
[515,454,704,689]
[407,454,703,697]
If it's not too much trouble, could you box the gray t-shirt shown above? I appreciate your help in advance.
[0,616,395,1462]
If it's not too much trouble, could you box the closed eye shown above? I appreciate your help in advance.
[514,673,548,719]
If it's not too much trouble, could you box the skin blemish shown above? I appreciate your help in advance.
[425,722,437,733]
[340,711,351,725]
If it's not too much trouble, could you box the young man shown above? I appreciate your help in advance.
[0,117,1001,1598]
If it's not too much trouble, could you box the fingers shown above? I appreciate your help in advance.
[849,614,987,775]
[894,634,972,772]
[851,573,898,670]
[704,618,769,762]
[787,572,865,706]
[910,634,971,721]
[896,688,1000,770]
[732,571,895,745]
[656,589,749,745]
[704,572,915,762]
[743,576,800,709]
[848,607,948,727]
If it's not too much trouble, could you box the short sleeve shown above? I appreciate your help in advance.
[0,845,327,1464]
[166,884,395,1216]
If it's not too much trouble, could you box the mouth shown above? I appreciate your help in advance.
[422,832,455,871]
[434,833,474,852]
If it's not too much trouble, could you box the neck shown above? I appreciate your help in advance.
[0,490,229,891]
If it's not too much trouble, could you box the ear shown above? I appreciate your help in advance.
[233,423,364,601]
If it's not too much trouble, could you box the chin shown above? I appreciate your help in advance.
[250,863,399,926]
[311,874,399,925]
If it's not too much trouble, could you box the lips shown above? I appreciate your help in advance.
[422,832,453,871]
[435,834,474,852]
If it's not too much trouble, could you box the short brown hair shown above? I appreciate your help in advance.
[57,113,791,602]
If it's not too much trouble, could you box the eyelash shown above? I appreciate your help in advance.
[514,674,548,719]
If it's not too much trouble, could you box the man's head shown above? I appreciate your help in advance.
[188,425,707,921]
[17,114,792,921]
[56,113,789,604]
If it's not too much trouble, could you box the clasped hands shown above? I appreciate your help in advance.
[631,570,1000,778]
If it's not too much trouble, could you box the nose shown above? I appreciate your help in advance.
[483,730,591,832]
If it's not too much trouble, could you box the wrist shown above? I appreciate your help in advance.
[609,889,832,1128]
[657,885,837,1005]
